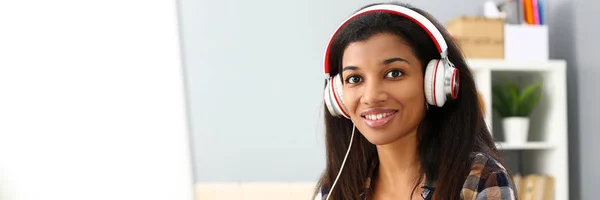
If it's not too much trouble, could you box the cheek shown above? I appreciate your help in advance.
[397,88,424,105]
[396,79,425,106]
[342,87,360,115]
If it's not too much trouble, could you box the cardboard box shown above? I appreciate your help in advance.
[445,16,504,59]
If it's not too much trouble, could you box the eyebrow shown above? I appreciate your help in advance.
[383,57,409,65]
[342,57,409,72]
[342,66,358,72]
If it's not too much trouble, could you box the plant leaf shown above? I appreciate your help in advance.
[519,81,543,116]
[492,84,509,117]
[505,80,520,116]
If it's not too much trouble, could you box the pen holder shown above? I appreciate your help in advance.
[504,24,549,61]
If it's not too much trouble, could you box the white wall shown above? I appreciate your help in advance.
[178,0,487,182]
[0,1,194,200]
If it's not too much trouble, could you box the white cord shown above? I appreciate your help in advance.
[325,124,355,200]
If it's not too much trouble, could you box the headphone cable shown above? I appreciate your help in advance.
[325,124,355,200]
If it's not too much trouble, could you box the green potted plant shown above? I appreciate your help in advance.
[492,78,543,144]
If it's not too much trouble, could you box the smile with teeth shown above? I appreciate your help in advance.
[361,110,398,128]
[364,112,395,120]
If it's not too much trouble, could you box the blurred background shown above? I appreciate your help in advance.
[180,0,600,199]
[180,0,597,199]
[1,0,598,200]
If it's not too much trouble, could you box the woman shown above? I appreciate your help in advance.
[315,2,517,200]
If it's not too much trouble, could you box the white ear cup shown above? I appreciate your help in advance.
[332,75,350,118]
[424,60,437,106]
[424,59,446,107]
[324,75,350,118]
[434,63,447,107]
[323,79,337,116]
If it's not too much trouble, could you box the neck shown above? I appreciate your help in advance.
[375,129,421,189]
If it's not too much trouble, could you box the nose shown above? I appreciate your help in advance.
[360,80,388,105]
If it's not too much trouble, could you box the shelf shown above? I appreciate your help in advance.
[495,142,556,150]
[468,59,568,199]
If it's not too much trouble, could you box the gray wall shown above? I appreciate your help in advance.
[177,0,486,183]
[547,0,600,199]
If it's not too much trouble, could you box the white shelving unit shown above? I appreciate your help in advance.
[467,59,568,200]
[495,142,556,150]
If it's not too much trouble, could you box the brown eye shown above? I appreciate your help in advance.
[385,69,403,78]
[346,75,362,84]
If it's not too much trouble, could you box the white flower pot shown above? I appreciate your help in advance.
[502,117,530,144]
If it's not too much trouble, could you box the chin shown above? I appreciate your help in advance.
[360,129,405,146]
[357,121,419,146]
[364,136,397,146]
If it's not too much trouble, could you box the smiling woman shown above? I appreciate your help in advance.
[316,2,517,200]
[341,33,426,145]
[342,56,408,129]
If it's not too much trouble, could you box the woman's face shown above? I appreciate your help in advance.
[341,33,426,145]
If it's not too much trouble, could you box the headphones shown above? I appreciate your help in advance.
[323,4,460,119]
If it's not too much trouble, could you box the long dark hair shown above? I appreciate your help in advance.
[315,2,503,200]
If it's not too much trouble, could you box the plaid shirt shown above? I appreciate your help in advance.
[315,152,517,200]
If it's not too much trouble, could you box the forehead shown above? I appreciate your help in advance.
[341,33,415,65]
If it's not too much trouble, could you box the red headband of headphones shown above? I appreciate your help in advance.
[323,4,448,77]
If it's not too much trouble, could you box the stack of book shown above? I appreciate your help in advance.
[504,0,545,25]
[511,174,554,200]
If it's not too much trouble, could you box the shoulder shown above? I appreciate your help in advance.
[461,152,517,200]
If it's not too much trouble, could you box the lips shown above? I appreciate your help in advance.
[360,108,398,128]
